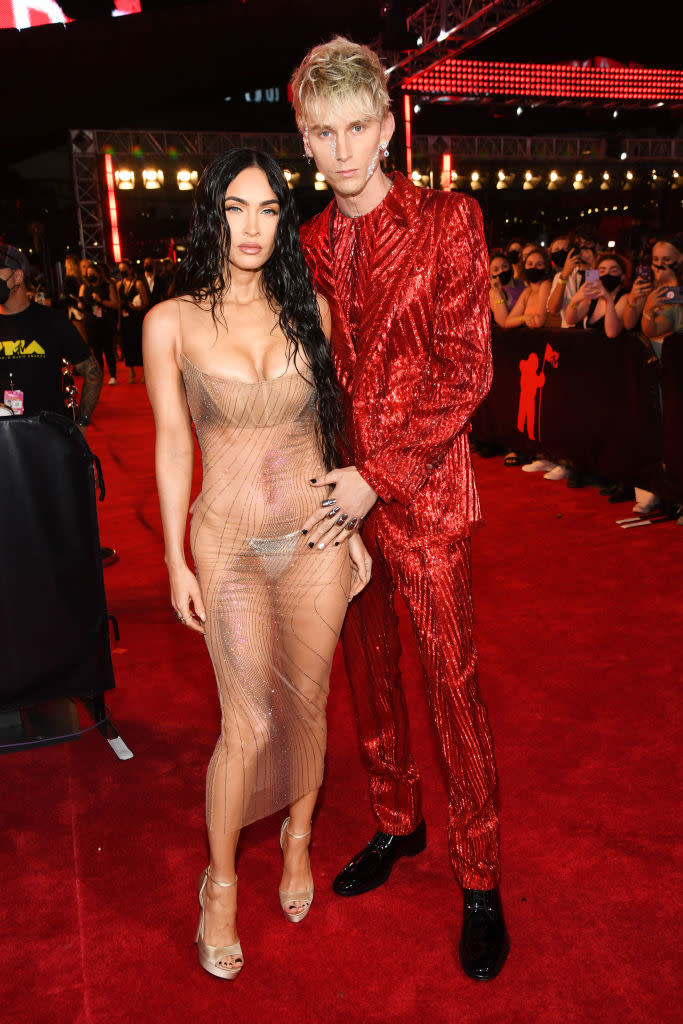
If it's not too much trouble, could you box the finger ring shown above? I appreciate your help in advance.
[346,517,358,530]
[336,513,348,525]
[327,506,341,518]
[321,498,336,507]
[175,612,184,622]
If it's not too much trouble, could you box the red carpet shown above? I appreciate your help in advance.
[2,377,681,1024]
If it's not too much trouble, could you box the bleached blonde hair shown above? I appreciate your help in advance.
[290,36,390,130]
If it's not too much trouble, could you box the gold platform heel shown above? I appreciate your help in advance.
[279,817,314,923]
[195,867,243,980]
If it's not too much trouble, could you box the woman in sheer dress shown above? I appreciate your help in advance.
[143,150,371,981]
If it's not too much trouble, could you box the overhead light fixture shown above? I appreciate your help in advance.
[626,171,634,180]
[471,171,479,182]
[315,172,325,182]
[143,169,164,190]
[115,168,135,190]
[177,169,198,191]
[620,151,627,160]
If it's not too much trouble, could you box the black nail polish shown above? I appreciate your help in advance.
[309,478,317,483]
[308,542,314,548]
[302,529,308,535]
[334,542,340,546]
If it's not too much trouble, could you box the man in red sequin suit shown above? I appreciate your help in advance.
[292,38,509,980]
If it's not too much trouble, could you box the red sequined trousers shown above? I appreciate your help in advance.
[341,515,501,891]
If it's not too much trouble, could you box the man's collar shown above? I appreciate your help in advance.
[382,172,417,229]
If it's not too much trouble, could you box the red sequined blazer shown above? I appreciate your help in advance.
[300,172,492,541]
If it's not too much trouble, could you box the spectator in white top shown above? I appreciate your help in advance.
[547,229,598,327]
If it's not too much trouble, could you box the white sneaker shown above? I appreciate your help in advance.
[543,465,569,481]
[522,459,556,473]
[632,500,661,515]
[108,377,117,385]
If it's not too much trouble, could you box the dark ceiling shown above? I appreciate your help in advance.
[3,0,681,160]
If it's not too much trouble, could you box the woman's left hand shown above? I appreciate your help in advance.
[302,466,378,550]
[347,532,372,600]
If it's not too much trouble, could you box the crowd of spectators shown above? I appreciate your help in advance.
[62,255,178,384]
[484,228,683,520]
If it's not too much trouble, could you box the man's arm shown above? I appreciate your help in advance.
[73,354,103,422]
[356,194,492,506]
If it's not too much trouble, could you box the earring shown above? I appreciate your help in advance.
[380,142,390,158]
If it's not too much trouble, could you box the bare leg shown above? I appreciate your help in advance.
[280,787,319,915]
[203,825,242,969]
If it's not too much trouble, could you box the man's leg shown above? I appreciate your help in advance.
[387,535,508,979]
[333,519,426,897]
[389,535,500,890]
[340,518,422,835]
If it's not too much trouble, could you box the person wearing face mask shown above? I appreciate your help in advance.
[0,244,102,426]
[640,236,683,343]
[628,235,683,516]
[546,235,571,327]
[503,247,551,329]
[564,253,629,338]
[488,251,520,327]
[547,230,598,326]
[505,238,524,284]
[79,262,119,384]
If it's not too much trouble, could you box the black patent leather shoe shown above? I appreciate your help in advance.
[459,887,509,981]
[332,820,427,896]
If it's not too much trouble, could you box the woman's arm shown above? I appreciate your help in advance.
[526,280,552,328]
[503,286,529,328]
[623,279,651,330]
[143,300,205,633]
[641,286,674,339]
[489,282,509,327]
[565,282,592,327]
[603,293,625,338]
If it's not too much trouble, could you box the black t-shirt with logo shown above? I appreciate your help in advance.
[0,303,90,416]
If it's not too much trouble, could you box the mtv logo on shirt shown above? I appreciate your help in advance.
[0,339,46,358]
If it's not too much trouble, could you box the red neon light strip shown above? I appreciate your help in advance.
[403,94,413,177]
[103,153,122,263]
[404,59,683,102]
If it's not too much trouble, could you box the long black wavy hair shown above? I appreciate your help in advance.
[181,148,341,469]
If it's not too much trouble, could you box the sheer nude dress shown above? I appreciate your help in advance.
[181,351,350,834]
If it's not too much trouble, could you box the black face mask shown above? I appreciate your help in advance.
[525,267,546,283]
[601,273,622,293]
[496,268,513,285]
[87,276,98,284]
[0,277,10,304]
[507,250,520,265]
[550,249,568,268]
[144,265,153,274]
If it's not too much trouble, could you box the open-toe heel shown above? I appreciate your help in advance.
[195,867,243,980]
[279,817,314,923]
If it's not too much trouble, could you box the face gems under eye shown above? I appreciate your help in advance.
[329,136,337,158]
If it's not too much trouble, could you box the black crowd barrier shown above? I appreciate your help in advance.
[0,413,115,710]
[472,326,683,503]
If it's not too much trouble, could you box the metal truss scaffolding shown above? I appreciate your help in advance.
[69,129,304,260]
[385,0,551,82]
[70,130,108,262]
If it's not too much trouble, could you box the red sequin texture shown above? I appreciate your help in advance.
[301,173,500,888]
